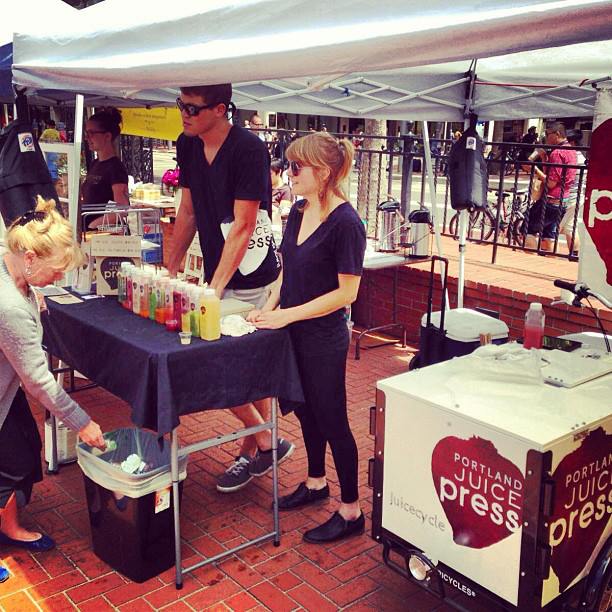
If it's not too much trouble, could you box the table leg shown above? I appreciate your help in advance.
[47,413,59,475]
[170,428,183,589]
[271,398,280,546]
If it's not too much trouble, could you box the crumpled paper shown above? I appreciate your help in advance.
[121,453,146,474]
[221,314,256,337]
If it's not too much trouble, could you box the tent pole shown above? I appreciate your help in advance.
[2,104,8,125]
[420,121,444,260]
[69,94,84,233]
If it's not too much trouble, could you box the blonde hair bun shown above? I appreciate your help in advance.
[34,195,58,214]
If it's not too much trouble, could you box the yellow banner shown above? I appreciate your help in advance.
[119,107,183,141]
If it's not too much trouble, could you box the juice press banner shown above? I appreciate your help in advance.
[431,436,524,549]
[544,426,612,604]
[381,386,528,606]
[578,89,612,302]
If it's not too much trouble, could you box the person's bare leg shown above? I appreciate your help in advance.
[230,403,271,455]
[238,398,272,457]
[0,493,41,542]
[541,238,554,252]
[564,231,580,254]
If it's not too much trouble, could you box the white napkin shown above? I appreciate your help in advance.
[121,453,145,474]
[221,314,257,337]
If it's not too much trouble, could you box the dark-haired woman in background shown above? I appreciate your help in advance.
[81,107,129,231]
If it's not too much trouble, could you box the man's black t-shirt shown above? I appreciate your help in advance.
[279,201,366,352]
[177,126,280,290]
[81,156,128,206]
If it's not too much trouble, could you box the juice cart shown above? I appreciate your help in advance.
[370,345,611,611]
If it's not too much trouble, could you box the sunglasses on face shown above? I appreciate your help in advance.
[288,161,303,176]
[16,210,46,226]
[176,97,218,117]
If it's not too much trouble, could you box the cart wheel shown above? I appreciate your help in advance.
[408,354,421,371]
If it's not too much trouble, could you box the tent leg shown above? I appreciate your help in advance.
[457,210,468,308]
[69,94,84,233]
[420,121,445,264]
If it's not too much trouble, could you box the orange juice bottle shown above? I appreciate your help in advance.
[199,288,221,341]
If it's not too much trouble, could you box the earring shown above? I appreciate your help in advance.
[24,265,32,278]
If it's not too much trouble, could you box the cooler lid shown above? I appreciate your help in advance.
[408,209,430,223]
[421,308,509,341]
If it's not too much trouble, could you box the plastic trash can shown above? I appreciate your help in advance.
[77,428,187,583]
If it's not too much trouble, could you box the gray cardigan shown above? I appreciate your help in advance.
[0,252,91,433]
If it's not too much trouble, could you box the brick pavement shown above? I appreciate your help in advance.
[0,339,459,612]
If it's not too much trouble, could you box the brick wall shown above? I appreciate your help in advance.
[352,266,612,344]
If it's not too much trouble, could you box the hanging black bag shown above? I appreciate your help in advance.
[447,125,488,211]
[0,120,59,226]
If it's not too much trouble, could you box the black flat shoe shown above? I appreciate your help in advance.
[303,511,365,544]
[278,482,329,510]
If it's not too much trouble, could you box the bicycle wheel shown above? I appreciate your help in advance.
[470,209,496,241]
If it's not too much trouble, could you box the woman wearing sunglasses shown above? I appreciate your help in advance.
[0,197,106,559]
[249,132,366,543]
[81,107,129,231]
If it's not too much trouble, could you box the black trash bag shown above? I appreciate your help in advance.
[447,126,488,211]
[0,120,59,226]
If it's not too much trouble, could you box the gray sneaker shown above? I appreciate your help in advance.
[216,456,253,493]
[250,438,295,477]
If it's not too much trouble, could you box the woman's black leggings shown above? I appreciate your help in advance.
[293,342,359,504]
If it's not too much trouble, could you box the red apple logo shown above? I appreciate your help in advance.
[583,119,612,285]
[431,436,524,549]
[548,427,612,592]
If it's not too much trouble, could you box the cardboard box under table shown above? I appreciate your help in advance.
[371,348,611,610]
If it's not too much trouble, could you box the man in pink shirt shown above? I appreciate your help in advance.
[525,122,577,252]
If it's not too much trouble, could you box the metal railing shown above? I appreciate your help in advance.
[253,128,588,263]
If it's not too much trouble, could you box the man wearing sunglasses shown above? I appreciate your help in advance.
[168,83,293,493]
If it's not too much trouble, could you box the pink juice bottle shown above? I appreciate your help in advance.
[523,302,545,349]
[180,283,191,332]
[172,281,183,325]
[125,265,134,310]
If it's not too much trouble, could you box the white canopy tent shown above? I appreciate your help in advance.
[11,0,612,121]
[9,0,612,308]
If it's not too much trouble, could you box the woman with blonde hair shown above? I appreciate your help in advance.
[0,197,105,561]
[249,132,366,543]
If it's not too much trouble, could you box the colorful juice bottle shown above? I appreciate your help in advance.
[132,270,141,315]
[181,283,191,333]
[199,288,221,341]
[149,274,158,321]
[523,302,545,349]
[166,279,176,323]
[189,286,201,337]
[140,273,151,318]
[125,265,134,310]
[117,264,125,305]
[173,281,184,325]
[156,278,168,323]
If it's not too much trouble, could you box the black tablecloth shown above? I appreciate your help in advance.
[43,296,304,434]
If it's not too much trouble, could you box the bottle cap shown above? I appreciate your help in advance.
[530,302,543,311]
[204,288,216,296]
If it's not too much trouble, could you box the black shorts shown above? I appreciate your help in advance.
[526,199,566,240]
[0,388,43,509]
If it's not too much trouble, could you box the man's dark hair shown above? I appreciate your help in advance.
[566,129,583,146]
[528,126,537,133]
[179,84,232,111]
[546,121,566,137]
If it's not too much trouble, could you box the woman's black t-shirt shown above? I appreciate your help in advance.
[81,156,129,230]
[280,200,366,350]
[81,157,128,206]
